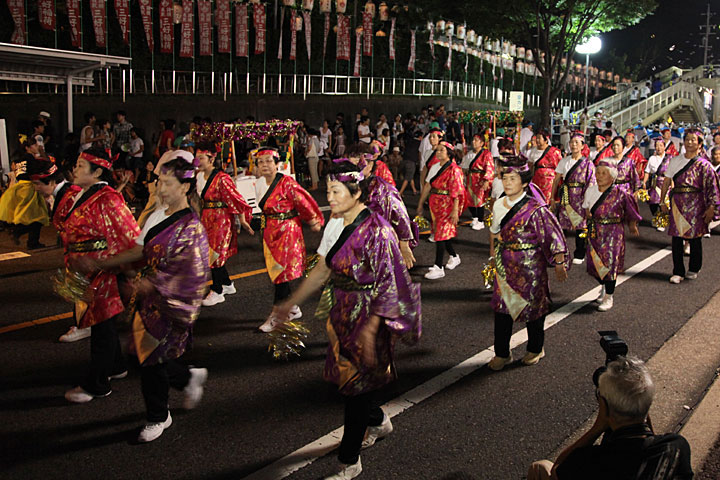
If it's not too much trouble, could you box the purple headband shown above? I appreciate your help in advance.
[328,171,365,183]
[161,163,195,179]
[503,163,530,174]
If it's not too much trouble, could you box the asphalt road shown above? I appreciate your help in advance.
[1,194,719,480]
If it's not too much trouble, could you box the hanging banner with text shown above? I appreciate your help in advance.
[253,4,266,54]
[389,17,396,60]
[408,29,416,72]
[198,0,212,56]
[322,12,330,59]
[7,0,26,45]
[216,0,231,54]
[89,0,106,48]
[353,29,362,76]
[115,0,129,44]
[139,0,154,51]
[302,11,311,61]
[67,0,82,47]
[38,0,56,31]
[336,14,350,61]
[159,0,173,53]
[289,10,297,61]
[236,3,248,57]
[362,11,372,56]
[180,0,194,58]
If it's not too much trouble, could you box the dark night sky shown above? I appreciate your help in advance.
[587,0,719,79]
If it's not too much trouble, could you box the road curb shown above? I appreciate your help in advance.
[678,368,720,473]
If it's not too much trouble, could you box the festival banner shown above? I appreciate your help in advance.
[445,42,452,70]
[159,0,173,53]
[463,33,468,72]
[353,28,362,76]
[139,0,154,51]
[388,17,397,60]
[7,0,25,44]
[428,24,434,59]
[90,0,106,48]
[289,10,297,61]
[115,0,129,44]
[67,0,82,47]
[216,0,231,54]
[302,11,312,61]
[38,0,56,31]
[408,29,416,72]
[180,0,194,58]
[336,14,350,61]
[253,4,266,54]
[236,3,248,57]
[362,11,372,56]
[198,0,212,56]
[322,12,330,59]
[277,7,285,59]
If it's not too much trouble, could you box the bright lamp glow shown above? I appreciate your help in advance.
[575,36,602,55]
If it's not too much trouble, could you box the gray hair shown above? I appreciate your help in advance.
[598,355,655,421]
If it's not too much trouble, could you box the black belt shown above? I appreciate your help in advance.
[469,169,485,174]
[67,239,108,253]
[203,201,227,209]
[431,188,449,195]
[261,210,299,229]
[672,186,701,194]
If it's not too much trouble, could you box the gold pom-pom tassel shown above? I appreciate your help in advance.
[267,320,310,360]
[304,253,321,277]
[481,262,496,289]
[578,228,588,239]
[413,215,431,232]
[53,268,94,303]
[651,212,670,229]
[635,189,650,203]
[484,211,493,228]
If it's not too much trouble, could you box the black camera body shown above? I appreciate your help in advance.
[592,330,629,387]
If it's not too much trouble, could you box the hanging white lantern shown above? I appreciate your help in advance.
[517,46,525,59]
[173,3,183,24]
[502,41,509,55]
[456,25,465,40]
[302,0,314,11]
[378,2,389,20]
[476,35,483,48]
[467,30,475,44]
[364,0,375,18]
[526,49,533,61]
[426,21,433,31]
[492,39,500,52]
[335,0,347,13]
[296,15,303,30]
[319,0,332,13]
[436,20,445,32]
[516,60,524,72]
[445,21,454,37]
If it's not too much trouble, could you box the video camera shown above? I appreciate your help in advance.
[592,330,629,387]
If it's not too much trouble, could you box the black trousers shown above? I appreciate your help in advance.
[597,278,617,295]
[141,359,191,422]
[649,203,660,216]
[672,236,702,276]
[494,313,545,358]
[338,390,385,465]
[210,266,231,294]
[13,222,42,247]
[274,281,291,304]
[81,315,127,396]
[469,206,484,220]
[434,239,457,267]
[573,230,587,260]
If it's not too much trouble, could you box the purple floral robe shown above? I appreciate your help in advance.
[615,156,642,194]
[585,186,642,282]
[557,157,596,230]
[323,209,422,396]
[648,154,670,205]
[133,209,210,366]
[368,175,419,249]
[664,157,720,239]
[491,198,568,323]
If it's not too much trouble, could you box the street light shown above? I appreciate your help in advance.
[575,36,602,108]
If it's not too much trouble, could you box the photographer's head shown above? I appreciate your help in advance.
[597,356,655,425]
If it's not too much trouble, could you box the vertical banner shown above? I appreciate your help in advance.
[445,42,452,70]
[115,0,130,44]
[336,14,350,61]
[408,29,416,72]
[38,0,56,31]
[428,24,434,59]
[90,0,106,48]
[139,0,154,51]
[216,0,231,53]
[7,0,26,44]
[180,0,194,58]
[353,29,362,76]
[289,10,297,61]
[253,4,266,54]
[389,17,396,60]
[302,11,311,61]
[277,8,284,59]
[159,0,173,53]
[198,0,212,56]
[67,0,82,47]
[322,12,330,59]
[464,34,468,72]
[362,11,372,56]
[236,3,248,57]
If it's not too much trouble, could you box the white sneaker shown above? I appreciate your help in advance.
[108,371,128,380]
[445,255,461,270]
[324,458,362,480]
[183,367,208,409]
[202,291,225,306]
[595,286,606,304]
[669,275,684,284]
[424,265,445,279]
[137,412,173,443]
[597,295,614,312]
[428,234,436,243]
[656,226,665,232]
[686,271,698,280]
[259,315,280,333]
[64,386,111,403]
[289,305,302,320]
[59,326,91,343]
[471,218,485,231]
[704,233,711,238]
[222,282,237,295]
[572,257,584,265]
[361,413,393,449]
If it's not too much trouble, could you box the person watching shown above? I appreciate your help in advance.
[528,356,693,480]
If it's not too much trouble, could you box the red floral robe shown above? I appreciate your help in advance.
[260,174,324,284]
[532,146,562,202]
[374,160,395,186]
[51,182,82,234]
[593,145,614,165]
[581,144,591,158]
[465,149,494,207]
[62,184,140,328]
[200,170,252,268]
[625,145,648,178]
[665,142,680,158]
[429,161,465,241]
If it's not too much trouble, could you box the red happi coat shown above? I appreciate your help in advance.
[625,145,648,178]
[593,145,614,165]
[581,144,591,158]
[532,146,562,202]
[466,149,494,207]
[429,161,465,241]
[51,182,82,234]
[260,174,324,284]
[200,170,252,268]
[62,184,140,328]
[374,160,395,186]
[665,142,680,158]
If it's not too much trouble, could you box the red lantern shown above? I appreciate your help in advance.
[335,0,346,13]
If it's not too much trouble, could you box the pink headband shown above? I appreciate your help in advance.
[79,151,112,170]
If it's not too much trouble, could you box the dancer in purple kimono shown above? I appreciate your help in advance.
[609,136,642,195]
[274,160,421,480]
[583,160,641,312]
[488,156,568,371]
[79,157,210,443]
[550,134,596,264]
[659,129,720,284]
[644,138,671,231]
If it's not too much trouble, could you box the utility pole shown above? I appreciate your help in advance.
[700,3,716,67]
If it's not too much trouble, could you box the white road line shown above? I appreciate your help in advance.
[242,247,673,480]
[0,251,30,262]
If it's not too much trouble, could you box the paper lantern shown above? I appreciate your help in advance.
[456,25,466,40]
[426,21,433,31]
[296,15,303,30]
[319,0,332,13]
[492,39,500,52]
[525,49,533,61]
[476,35,483,48]
[364,0,375,17]
[517,46,525,58]
[335,0,346,13]
[502,41,509,55]
[173,3,183,24]
[355,25,363,34]
[376,29,386,37]
[445,22,454,37]
[467,29,475,44]
[484,40,492,51]
[516,60,524,72]
[510,44,516,57]
[378,2,389,21]
[283,0,296,6]
[436,20,445,32]
[302,0,314,11]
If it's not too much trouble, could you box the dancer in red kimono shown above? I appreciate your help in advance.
[369,140,396,186]
[63,148,141,403]
[462,134,494,231]
[623,130,648,178]
[661,126,680,157]
[417,141,466,280]
[532,131,563,202]
[195,142,253,306]
[254,147,324,333]
[590,133,613,164]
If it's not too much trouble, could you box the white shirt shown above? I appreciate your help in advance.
[663,154,695,179]
[555,155,582,177]
[136,207,169,246]
[419,147,435,172]
[490,138,500,158]
[317,216,345,257]
[129,137,144,157]
[376,121,389,139]
[254,175,269,203]
[53,180,68,198]
[196,171,208,195]
[491,177,504,199]
[358,124,371,144]
[519,127,534,154]
[426,162,442,184]
[629,89,639,100]
[526,147,544,164]
[460,151,479,170]
[645,154,666,174]
[582,185,604,210]
[490,192,526,234]
[640,85,651,98]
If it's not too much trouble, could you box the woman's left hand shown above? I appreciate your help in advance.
[450,210,459,226]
